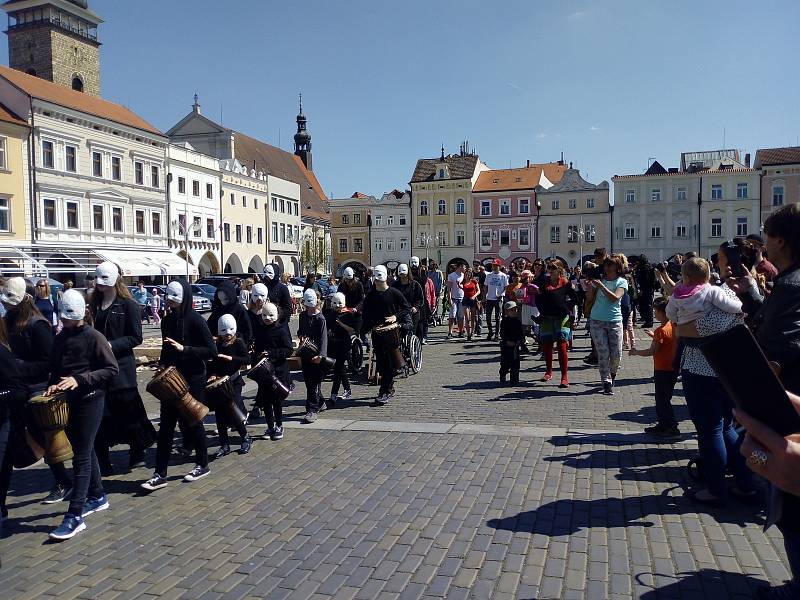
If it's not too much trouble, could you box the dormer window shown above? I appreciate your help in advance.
[438,169,445,179]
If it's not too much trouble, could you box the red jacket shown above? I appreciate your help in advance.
[424,278,436,311]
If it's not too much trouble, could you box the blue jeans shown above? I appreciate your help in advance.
[682,371,755,498]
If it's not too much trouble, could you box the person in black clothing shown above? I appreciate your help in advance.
[499,301,523,384]
[89,262,157,474]
[536,262,578,388]
[392,264,424,334]
[0,317,27,531]
[46,289,119,541]
[263,265,292,325]
[361,265,410,404]
[207,314,252,458]
[635,256,656,328]
[207,280,252,348]
[141,280,216,492]
[298,289,328,423]
[244,282,269,420]
[324,292,357,405]
[338,267,365,336]
[0,277,72,505]
[253,302,292,440]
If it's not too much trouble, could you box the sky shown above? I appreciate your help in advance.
[3,0,799,198]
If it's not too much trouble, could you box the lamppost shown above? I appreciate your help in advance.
[418,231,433,265]
[534,199,542,258]
[172,216,201,281]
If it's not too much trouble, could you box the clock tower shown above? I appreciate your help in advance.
[3,0,103,95]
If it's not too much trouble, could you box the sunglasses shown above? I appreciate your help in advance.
[37,283,47,287]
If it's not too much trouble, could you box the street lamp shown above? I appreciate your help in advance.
[418,231,433,265]
[172,216,201,281]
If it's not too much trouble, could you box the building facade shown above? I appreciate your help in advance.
[370,189,411,267]
[219,159,269,274]
[472,161,566,267]
[612,150,761,261]
[536,166,610,267]
[754,147,800,224]
[0,103,30,244]
[267,174,302,276]
[330,194,371,275]
[166,142,221,276]
[410,144,489,269]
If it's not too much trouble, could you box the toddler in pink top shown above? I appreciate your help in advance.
[666,258,742,325]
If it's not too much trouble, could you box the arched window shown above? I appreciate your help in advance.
[72,76,84,92]
[456,198,465,214]
[437,199,447,215]
[419,200,428,216]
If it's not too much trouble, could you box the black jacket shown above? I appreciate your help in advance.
[298,311,328,358]
[361,287,410,333]
[208,336,250,379]
[537,281,578,319]
[0,343,27,421]
[324,308,357,357]
[339,279,365,310]
[207,280,253,347]
[266,278,292,325]
[5,311,52,385]
[93,296,142,391]
[392,279,424,314]
[500,316,524,343]
[49,324,118,397]
[160,280,216,380]
[252,321,293,385]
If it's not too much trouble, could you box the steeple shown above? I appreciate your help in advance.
[294,92,313,171]
[192,94,201,115]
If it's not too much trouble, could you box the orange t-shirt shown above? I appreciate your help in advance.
[653,321,677,371]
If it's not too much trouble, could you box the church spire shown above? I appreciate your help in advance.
[294,92,313,171]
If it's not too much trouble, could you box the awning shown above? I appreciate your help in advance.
[95,249,197,277]
[0,246,103,276]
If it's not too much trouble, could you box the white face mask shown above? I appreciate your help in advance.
[217,314,237,336]
[262,303,279,324]
[166,281,184,303]
[216,290,230,305]
[331,292,346,310]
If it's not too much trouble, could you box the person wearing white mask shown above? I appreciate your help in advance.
[361,265,410,404]
[263,265,292,325]
[207,314,252,458]
[89,262,156,474]
[244,282,269,420]
[252,302,293,440]
[141,280,216,492]
[324,292,357,404]
[298,288,328,423]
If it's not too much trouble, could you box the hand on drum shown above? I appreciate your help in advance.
[311,355,322,364]
[207,375,218,383]
[385,315,397,324]
[47,377,78,395]
[165,337,184,352]
[217,354,232,362]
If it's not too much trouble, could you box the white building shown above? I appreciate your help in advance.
[612,150,761,261]
[267,174,302,275]
[166,142,222,276]
[370,189,411,267]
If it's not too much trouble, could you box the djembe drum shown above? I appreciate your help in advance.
[146,366,209,425]
[373,322,405,371]
[247,356,290,401]
[27,393,73,464]
[205,376,247,425]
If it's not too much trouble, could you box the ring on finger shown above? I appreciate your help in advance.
[748,448,769,467]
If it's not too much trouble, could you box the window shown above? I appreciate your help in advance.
[675,222,687,238]
[456,230,465,246]
[551,200,560,210]
[584,224,596,242]
[481,201,491,216]
[193,216,201,237]
[480,229,491,247]
[280,224,286,243]
[0,137,6,170]
[736,216,748,236]
[586,198,594,209]
[353,213,361,225]
[736,183,748,199]
[42,140,54,168]
[437,199,447,215]
[567,225,579,243]
[224,223,231,242]
[500,199,510,215]
[0,198,9,232]
[230,193,235,206]
[387,215,394,226]
[152,212,161,235]
[43,198,56,227]
[135,209,145,234]
[626,190,635,203]
[386,238,396,252]
[456,198,465,214]
[550,226,560,243]
[499,229,510,246]
[246,225,252,244]
[374,238,382,251]
[235,224,242,243]
[339,238,348,253]
[420,200,428,215]
[676,187,687,201]
[436,231,447,246]
[254,198,258,210]
[280,199,285,213]
[177,177,186,194]
[243,196,247,208]
[711,217,723,238]
[65,145,76,172]
[711,184,722,199]
[354,238,363,253]
[400,238,408,250]
[272,222,278,242]
[92,205,103,230]
[650,189,661,202]
[193,180,200,197]
[374,215,382,226]
[650,223,662,238]
[92,151,102,177]
[773,186,784,206]
[271,197,277,211]
[399,215,407,226]
[112,156,121,181]
[151,166,159,188]
[257,227,263,245]
[569,199,577,209]
[135,161,143,185]
[112,207,123,232]
[519,228,530,247]
[624,223,636,239]
[519,198,530,214]
[66,201,78,229]
[341,214,349,225]
[207,218,215,239]
[438,168,445,179]
[178,213,187,233]
[206,183,213,199]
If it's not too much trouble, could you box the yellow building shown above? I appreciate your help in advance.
[0,103,30,243]
[330,193,372,275]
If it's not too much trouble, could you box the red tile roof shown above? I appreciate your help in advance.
[0,102,27,127]
[754,147,800,168]
[473,162,566,192]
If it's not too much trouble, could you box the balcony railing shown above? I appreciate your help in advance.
[8,16,98,42]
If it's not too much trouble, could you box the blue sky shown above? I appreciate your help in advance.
[3,0,799,197]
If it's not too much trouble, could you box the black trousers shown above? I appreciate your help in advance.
[654,369,677,428]
[331,352,350,396]
[217,381,247,446]
[66,391,105,516]
[500,345,520,380]
[486,300,501,336]
[639,291,654,326]
[155,373,208,475]
[417,305,429,340]
[256,387,283,429]
[302,362,323,413]
[373,335,395,396]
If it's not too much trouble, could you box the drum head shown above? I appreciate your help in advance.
[207,376,230,389]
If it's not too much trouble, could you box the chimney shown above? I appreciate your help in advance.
[526,159,530,168]
[745,153,751,168]
[558,152,564,166]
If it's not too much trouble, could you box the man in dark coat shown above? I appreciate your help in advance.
[263,265,292,325]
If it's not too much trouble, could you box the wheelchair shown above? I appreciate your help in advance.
[365,325,423,382]
[349,334,365,378]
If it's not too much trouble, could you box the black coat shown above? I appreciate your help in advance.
[252,321,293,385]
[160,280,216,381]
[208,336,251,379]
[5,312,52,386]
[266,279,293,325]
[93,296,142,391]
[49,324,119,396]
[207,280,253,347]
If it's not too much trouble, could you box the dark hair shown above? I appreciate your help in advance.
[602,255,624,277]
[720,237,757,271]
[653,297,668,313]
[6,296,47,335]
[764,203,800,262]
[594,247,607,260]
[0,315,8,349]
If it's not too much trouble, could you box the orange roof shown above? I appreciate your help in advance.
[0,102,27,127]
[0,65,162,136]
[473,162,566,192]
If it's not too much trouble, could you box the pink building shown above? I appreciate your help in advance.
[755,147,800,224]
[472,161,566,268]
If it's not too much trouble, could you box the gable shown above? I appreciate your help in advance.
[166,112,230,137]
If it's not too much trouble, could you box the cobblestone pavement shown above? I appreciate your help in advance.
[0,322,791,599]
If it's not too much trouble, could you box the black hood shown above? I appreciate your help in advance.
[173,279,194,314]
[213,280,238,310]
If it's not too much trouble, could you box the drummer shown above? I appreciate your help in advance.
[207,314,251,458]
[252,302,293,441]
[141,280,216,493]
[361,265,410,404]
[298,289,328,424]
[46,289,118,541]
[245,282,269,420]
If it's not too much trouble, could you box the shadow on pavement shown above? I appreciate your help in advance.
[636,568,770,598]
